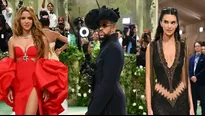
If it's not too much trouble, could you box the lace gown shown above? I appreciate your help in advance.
[48,42,69,115]
[151,39,189,115]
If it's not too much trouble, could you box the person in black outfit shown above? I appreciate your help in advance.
[136,29,151,67]
[146,7,194,115]
[84,5,126,115]
[122,24,137,54]
[0,14,12,52]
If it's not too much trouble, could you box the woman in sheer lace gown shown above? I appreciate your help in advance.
[39,10,69,115]
[145,7,195,115]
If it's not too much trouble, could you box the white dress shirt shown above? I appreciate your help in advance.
[2,7,12,28]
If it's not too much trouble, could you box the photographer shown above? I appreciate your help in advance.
[75,16,94,85]
[54,16,69,50]
[123,24,139,54]
[0,14,12,52]
[73,17,89,51]
[136,29,151,67]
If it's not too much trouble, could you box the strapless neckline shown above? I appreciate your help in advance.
[14,46,36,54]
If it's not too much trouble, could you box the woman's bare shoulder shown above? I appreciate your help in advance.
[8,36,18,43]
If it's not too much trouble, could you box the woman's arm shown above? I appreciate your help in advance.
[7,36,14,103]
[8,36,14,59]
[54,33,68,55]
[185,58,195,115]
[41,0,46,8]
[42,36,50,101]
[43,36,49,59]
[182,57,194,108]
[188,76,194,109]
[57,34,68,52]
[183,43,194,115]
[145,44,153,115]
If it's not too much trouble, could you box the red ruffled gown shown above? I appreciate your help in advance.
[0,46,68,115]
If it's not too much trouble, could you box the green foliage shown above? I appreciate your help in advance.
[0,50,9,60]
[121,54,147,115]
[60,47,147,115]
[91,48,100,62]
[75,75,91,106]
[59,46,85,105]
[59,46,84,65]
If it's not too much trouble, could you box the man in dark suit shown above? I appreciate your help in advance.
[189,41,205,115]
[84,5,126,115]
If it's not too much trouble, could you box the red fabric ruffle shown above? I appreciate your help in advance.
[0,57,16,107]
[34,58,68,114]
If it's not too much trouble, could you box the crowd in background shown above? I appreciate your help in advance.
[1,0,205,69]
[0,0,152,68]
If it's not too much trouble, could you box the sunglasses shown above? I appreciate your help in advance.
[98,23,113,28]
[162,7,177,13]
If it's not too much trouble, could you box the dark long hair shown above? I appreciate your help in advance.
[154,7,180,41]
[39,10,50,27]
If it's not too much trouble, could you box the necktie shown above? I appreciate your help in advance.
[194,54,200,74]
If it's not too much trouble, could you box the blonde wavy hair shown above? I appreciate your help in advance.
[13,6,45,58]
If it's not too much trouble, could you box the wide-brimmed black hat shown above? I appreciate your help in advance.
[85,5,120,30]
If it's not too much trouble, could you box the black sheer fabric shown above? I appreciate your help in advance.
[151,40,189,115]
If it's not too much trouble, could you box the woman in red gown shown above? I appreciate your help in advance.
[0,6,68,115]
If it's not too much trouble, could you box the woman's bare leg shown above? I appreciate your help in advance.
[24,88,38,115]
